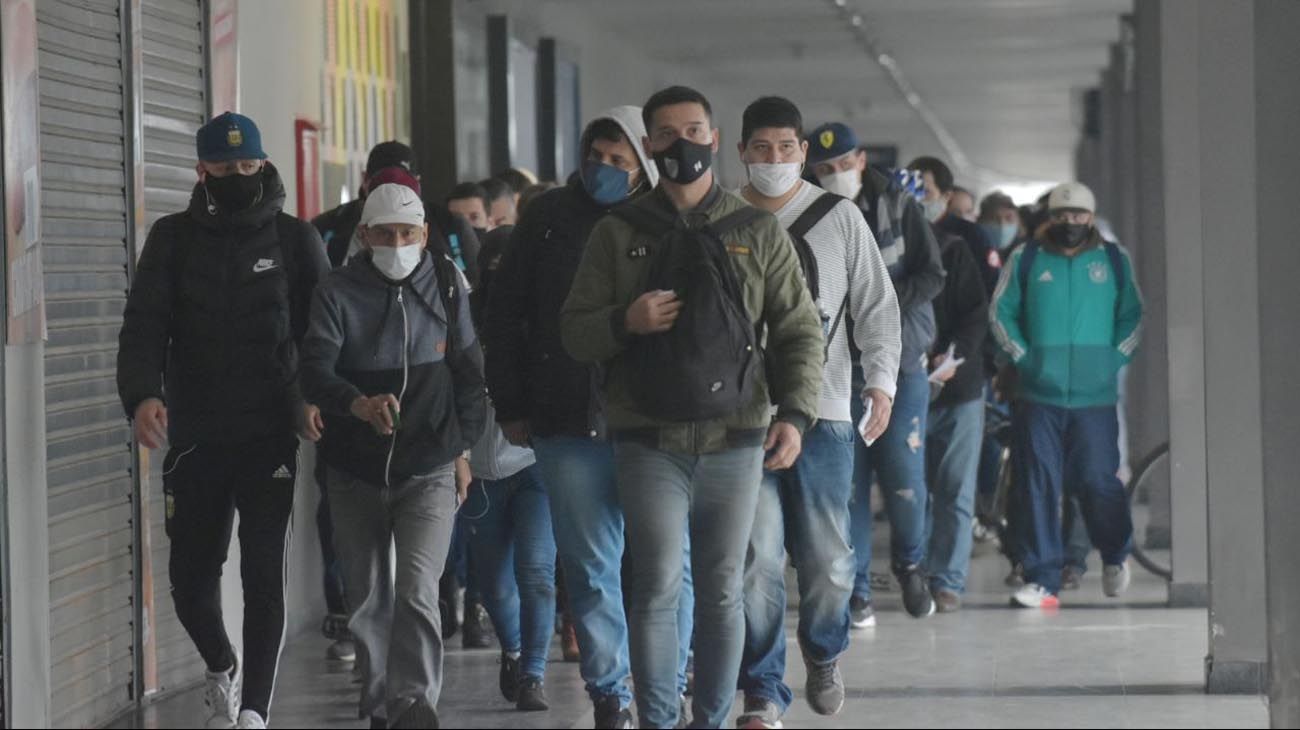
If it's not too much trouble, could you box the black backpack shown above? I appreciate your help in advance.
[611,203,764,422]
[786,192,849,355]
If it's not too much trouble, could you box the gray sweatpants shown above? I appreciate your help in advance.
[327,464,458,721]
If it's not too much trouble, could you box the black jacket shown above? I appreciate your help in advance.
[937,213,1001,297]
[301,251,487,485]
[931,231,989,407]
[854,167,946,373]
[313,197,483,286]
[117,163,331,444]
[483,179,611,438]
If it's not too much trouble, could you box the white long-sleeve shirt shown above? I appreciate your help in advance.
[774,181,902,421]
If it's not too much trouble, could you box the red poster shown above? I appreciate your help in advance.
[209,0,239,113]
[296,119,322,220]
[2,0,44,344]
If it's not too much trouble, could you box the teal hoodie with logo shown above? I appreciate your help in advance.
[990,235,1143,409]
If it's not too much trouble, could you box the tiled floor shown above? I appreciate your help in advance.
[113,543,1269,729]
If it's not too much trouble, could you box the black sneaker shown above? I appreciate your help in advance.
[499,651,520,703]
[849,595,876,629]
[1061,565,1084,591]
[594,695,634,729]
[516,676,549,712]
[463,602,494,649]
[391,699,438,729]
[899,565,936,618]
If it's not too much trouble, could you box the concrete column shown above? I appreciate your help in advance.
[1149,0,1210,610]
[1196,0,1269,695]
[1130,1,1172,558]
[1252,3,1300,724]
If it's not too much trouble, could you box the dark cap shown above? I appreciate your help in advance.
[805,122,859,165]
[196,111,267,162]
[366,141,416,177]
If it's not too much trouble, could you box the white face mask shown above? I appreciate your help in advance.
[818,169,862,201]
[746,162,803,198]
[923,198,948,223]
[371,244,424,280]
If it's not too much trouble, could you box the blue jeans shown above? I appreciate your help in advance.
[464,465,557,680]
[1012,403,1133,594]
[851,368,931,599]
[532,436,694,706]
[741,420,856,713]
[923,399,984,594]
[616,442,764,730]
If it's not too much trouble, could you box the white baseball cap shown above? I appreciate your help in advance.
[1047,182,1096,214]
[361,183,425,227]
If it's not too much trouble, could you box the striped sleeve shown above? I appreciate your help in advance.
[841,202,901,399]
[989,247,1029,363]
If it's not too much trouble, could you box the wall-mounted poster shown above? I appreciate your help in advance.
[3,0,44,344]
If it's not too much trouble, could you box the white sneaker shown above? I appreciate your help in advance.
[1011,583,1060,609]
[234,710,266,729]
[203,653,241,729]
[1103,562,1131,597]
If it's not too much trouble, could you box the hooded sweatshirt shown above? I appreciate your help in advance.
[482,106,657,440]
[301,250,487,486]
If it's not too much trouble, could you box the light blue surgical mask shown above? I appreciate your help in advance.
[982,222,1018,250]
[581,160,631,206]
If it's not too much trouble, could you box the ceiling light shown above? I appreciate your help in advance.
[850,14,862,27]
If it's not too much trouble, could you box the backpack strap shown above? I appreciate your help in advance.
[274,213,299,285]
[784,194,841,303]
[1103,241,1126,295]
[1016,241,1040,295]
[787,193,841,242]
[707,205,765,236]
[431,252,463,350]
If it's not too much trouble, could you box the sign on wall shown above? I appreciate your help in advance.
[2,0,45,344]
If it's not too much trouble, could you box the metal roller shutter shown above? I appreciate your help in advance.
[36,0,135,727]
[139,0,207,691]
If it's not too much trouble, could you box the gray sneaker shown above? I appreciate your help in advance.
[735,696,784,729]
[1102,562,1131,597]
[804,657,845,716]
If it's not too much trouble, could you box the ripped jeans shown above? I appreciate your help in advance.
[850,367,931,600]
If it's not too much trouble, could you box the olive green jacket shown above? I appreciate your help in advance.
[560,184,824,455]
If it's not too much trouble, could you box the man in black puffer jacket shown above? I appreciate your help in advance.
[116,112,330,730]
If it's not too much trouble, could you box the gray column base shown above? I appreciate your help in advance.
[1204,657,1268,694]
[1167,581,1209,608]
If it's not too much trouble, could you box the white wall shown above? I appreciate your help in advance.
[232,0,330,642]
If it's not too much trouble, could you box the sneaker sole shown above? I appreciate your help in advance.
[850,616,877,629]
[737,718,784,729]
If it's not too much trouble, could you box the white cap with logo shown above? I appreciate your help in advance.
[361,183,425,227]
[1047,182,1096,214]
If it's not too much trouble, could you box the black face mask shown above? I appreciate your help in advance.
[1050,222,1092,249]
[472,227,489,241]
[652,136,713,185]
[205,172,263,212]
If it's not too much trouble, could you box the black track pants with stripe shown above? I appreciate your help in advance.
[164,435,299,720]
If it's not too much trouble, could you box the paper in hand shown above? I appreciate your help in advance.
[928,343,966,384]
[857,398,876,447]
